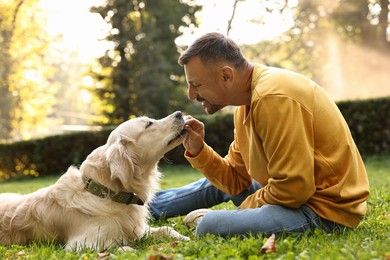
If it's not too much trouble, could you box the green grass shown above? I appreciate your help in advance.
[0,156,389,259]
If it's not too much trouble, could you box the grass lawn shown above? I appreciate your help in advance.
[0,156,389,259]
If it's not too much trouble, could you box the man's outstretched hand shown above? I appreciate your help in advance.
[183,115,205,157]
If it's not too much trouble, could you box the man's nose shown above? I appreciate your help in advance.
[187,86,197,101]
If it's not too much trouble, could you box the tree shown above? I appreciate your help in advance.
[332,0,390,49]
[237,0,319,77]
[252,0,390,100]
[239,0,389,81]
[0,0,24,141]
[0,0,59,141]
[90,0,201,124]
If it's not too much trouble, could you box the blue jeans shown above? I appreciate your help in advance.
[150,178,344,237]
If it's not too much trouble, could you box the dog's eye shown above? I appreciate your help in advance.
[145,121,153,129]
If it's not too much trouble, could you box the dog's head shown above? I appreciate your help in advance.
[80,111,187,194]
[107,110,187,159]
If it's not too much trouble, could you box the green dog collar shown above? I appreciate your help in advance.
[82,175,144,206]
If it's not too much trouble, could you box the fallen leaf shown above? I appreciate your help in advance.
[15,250,26,257]
[385,213,390,219]
[170,241,179,247]
[147,241,181,251]
[261,233,277,254]
[97,251,110,260]
[147,254,173,260]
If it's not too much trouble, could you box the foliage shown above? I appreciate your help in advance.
[0,0,60,141]
[89,0,202,124]
[0,128,112,180]
[338,97,390,156]
[0,156,389,259]
[242,0,321,78]
[332,0,390,49]
[244,0,390,90]
[1,0,388,143]
[0,0,19,141]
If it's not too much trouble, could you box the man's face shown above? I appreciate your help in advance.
[183,57,227,114]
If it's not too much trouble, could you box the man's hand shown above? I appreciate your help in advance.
[183,115,205,157]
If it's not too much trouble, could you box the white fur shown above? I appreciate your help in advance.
[0,112,189,251]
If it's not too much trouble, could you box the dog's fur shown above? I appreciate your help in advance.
[0,111,189,250]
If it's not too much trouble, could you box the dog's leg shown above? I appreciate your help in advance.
[65,235,112,251]
[65,237,90,251]
[147,226,190,241]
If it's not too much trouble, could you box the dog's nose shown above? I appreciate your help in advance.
[173,111,182,119]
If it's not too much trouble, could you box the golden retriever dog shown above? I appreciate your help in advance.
[0,111,189,251]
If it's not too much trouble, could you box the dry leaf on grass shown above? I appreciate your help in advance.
[146,241,180,259]
[147,254,173,260]
[14,250,26,258]
[260,233,277,254]
[97,251,110,260]
[147,241,180,251]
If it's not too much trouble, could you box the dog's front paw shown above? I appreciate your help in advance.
[178,234,190,241]
[148,226,190,241]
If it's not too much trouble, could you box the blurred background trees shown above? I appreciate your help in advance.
[0,0,59,141]
[89,0,201,124]
[0,0,389,142]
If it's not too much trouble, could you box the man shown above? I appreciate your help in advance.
[150,32,369,237]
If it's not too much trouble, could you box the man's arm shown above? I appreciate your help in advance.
[183,116,252,195]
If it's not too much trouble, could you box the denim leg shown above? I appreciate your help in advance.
[196,204,344,237]
[149,178,261,219]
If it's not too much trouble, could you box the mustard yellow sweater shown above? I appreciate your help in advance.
[186,64,369,228]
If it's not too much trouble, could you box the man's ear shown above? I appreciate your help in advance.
[105,135,140,190]
[221,66,234,85]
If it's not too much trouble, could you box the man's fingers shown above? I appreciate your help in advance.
[184,118,204,131]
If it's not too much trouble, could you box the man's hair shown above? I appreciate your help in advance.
[178,32,247,70]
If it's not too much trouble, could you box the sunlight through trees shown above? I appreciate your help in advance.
[0,0,389,141]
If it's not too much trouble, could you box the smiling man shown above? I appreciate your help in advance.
[150,32,369,238]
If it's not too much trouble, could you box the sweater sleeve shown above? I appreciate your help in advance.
[240,95,316,209]
[185,138,252,196]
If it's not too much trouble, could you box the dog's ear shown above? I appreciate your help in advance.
[105,134,140,190]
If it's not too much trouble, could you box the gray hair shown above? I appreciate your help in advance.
[178,32,247,70]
